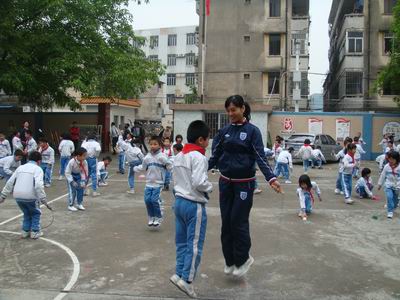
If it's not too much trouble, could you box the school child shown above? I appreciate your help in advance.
[353,136,366,178]
[169,121,213,298]
[334,137,353,195]
[117,134,144,193]
[385,140,395,154]
[117,132,130,175]
[311,145,326,169]
[376,153,386,173]
[81,135,101,197]
[172,134,184,148]
[272,137,283,169]
[97,156,112,186]
[134,136,172,227]
[0,151,50,239]
[12,132,23,153]
[58,133,75,180]
[341,143,357,204]
[38,138,55,188]
[173,143,183,156]
[24,130,37,156]
[297,139,313,173]
[296,174,321,221]
[162,137,173,191]
[0,149,24,181]
[275,147,294,184]
[355,168,376,199]
[0,132,12,159]
[208,96,281,279]
[65,147,89,211]
[378,150,400,219]
[378,134,389,153]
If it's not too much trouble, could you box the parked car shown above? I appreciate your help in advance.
[285,133,342,162]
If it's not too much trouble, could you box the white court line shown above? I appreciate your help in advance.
[0,230,80,300]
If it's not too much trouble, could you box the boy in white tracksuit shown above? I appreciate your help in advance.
[0,151,50,239]
[0,132,12,159]
[58,134,75,180]
[118,135,144,193]
[274,147,294,183]
[297,139,313,173]
[97,156,112,186]
[169,120,213,298]
[24,130,37,156]
[0,149,24,181]
[81,136,101,196]
[38,138,55,187]
[311,146,326,169]
[134,136,172,227]
[353,137,366,178]
[12,132,23,154]
[341,144,357,204]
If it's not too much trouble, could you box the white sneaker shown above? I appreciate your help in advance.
[345,198,354,204]
[224,265,234,275]
[254,188,262,194]
[127,189,135,194]
[92,191,101,197]
[77,204,85,211]
[58,175,64,181]
[387,212,394,219]
[148,217,154,226]
[334,188,340,194]
[98,182,108,187]
[68,206,78,212]
[177,279,197,298]
[31,231,43,239]
[169,274,181,287]
[21,231,30,238]
[232,255,254,278]
[285,180,292,184]
[340,191,344,195]
[44,184,51,188]
[153,218,161,227]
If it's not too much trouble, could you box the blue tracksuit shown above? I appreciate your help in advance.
[60,156,70,176]
[86,157,98,191]
[209,121,276,267]
[68,173,85,206]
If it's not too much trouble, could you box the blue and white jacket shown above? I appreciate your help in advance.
[134,150,172,187]
[208,122,276,183]
[355,177,374,197]
[0,139,12,158]
[378,163,400,190]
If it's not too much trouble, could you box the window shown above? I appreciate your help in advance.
[270,0,281,17]
[347,31,363,54]
[185,73,196,86]
[384,32,394,54]
[167,54,176,66]
[384,0,397,14]
[166,94,176,105]
[244,35,251,42]
[148,55,158,62]
[326,135,337,145]
[268,72,280,94]
[167,74,176,86]
[269,34,281,55]
[292,0,309,17]
[168,34,177,46]
[244,73,250,79]
[205,113,230,138]
[291,33,308,55]
[149,35,158,48]
[345,72,363,95]
[321,135,329,145]
[186,53,196,65]
[187,33,196,45]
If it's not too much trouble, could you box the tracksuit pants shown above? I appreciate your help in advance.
[0,167,11,181]
[353,159,361,177]
[356,186,373,198]
[385,188,399,214]
[144,185,162,218]
[86,157,98,191]
[303,159,310,172]
[60,156,70,176]
[174,196,207,283]
[16,199,41,232]
[274,162,290,180]
[300,191,313,214]
[118,152,126,174]
[40,163,53,185]
[164,170,171,187]
[341,173,353,199]
[128,160,141,189]
[336,172,343,191]
[219,178,255,268]
[68,173,85,206]
[99,170,108,183]
[312,158,322,168]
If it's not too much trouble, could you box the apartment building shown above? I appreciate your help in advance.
[196,0,310,111]
[135,26,199,126]
[323,0,399,111]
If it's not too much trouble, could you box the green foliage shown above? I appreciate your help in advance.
[375,1,400,106]
[184,84,199,104]
[0,0,163,110]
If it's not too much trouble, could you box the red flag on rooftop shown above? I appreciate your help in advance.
[206,0,210,16]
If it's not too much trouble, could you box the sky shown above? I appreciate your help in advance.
[129,0,333,95]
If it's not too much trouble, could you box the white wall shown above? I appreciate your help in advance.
[251,112,269,146]
[173,111,203,143]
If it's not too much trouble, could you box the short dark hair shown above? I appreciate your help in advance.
[14,149,24,157]
[88,133,97,140]
[175,134,183,142]
[61,133,71,140]
[287,147,294,153]
[163,137,171,142]
[111,122,115,126]
[75,147,87,156]
[38,137,48,144]
[304,139,311,145]
[25,130,33,136]
[347,143,357,151]
[361,168,371,178]
[103,156,112,162]
[173,143,183,152]
[149,135,161,145]
[354,136,359,142]
[298,174,312,189]
[187,120,210,144]
[28,151,42,162]
[387,150,400,164]
[316,145,322,150]
[344,137,353,145]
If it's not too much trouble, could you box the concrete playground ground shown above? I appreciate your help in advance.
[0,158,400,300]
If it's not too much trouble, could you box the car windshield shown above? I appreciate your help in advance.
[287,135,314,143]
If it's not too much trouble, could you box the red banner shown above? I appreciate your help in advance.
[206,0,210,16]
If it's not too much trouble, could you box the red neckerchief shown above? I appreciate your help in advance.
[182,143,206,156]
[389,163,398,176]
[40,144,49,153]
[347,152,355,163]
[162,147,172,157]
[305,188,315,204]
[77,159,88,180]
[365,177,373,190]
[304,144,311,147]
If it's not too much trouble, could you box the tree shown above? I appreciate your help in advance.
[0,0,162,110]
[375,2,400,107]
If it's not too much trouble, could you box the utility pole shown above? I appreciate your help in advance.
[293,39,301,112]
